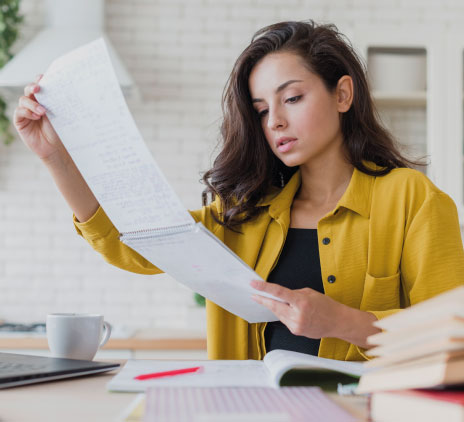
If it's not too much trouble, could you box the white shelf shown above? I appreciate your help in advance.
[372,91,427,107]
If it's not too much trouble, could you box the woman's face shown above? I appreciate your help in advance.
[248,51,351,168]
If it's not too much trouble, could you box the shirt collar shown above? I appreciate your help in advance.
[258,171,301,218]
[337,165,375,218]
[258,163,376,219]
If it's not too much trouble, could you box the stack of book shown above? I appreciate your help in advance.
[356,286,464,421]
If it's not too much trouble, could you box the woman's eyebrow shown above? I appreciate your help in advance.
[252,79,303,103]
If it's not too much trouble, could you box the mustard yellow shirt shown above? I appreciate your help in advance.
[74,166,464,361]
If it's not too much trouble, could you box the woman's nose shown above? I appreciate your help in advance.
[267,108,287,131]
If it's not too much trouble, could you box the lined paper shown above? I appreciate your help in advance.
[35,38,194,233]
[107,359,271,392]
[143,387,356,422]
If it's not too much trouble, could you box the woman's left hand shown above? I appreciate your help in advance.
[250,280,343,339]
[250,280,380,348]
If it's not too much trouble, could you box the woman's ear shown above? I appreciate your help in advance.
[336,75,353,113]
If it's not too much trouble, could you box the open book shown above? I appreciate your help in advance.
[107,349,366,392]
[35,38,282,323]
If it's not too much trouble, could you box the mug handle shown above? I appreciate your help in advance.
[99,321,112,348]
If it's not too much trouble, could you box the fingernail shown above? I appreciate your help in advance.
[36,106,46,113]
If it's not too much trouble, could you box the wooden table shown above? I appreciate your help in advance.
[0,336,207,353]
[0,363,134,422]
[0,361,369,421]
[0,329,207,351]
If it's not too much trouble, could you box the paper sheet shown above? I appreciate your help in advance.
[119,394,145,422]
[35,38,193,234]
[107,359,272,392]
[121,223,280,323]
[143,387,356,422]
[263,349,366,383]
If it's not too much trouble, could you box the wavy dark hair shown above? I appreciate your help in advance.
[202,20,419,229]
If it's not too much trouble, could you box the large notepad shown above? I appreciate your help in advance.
[35,38,280,323]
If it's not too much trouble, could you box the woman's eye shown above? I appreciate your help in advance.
[257,109,268,118]
[286,95,302,104]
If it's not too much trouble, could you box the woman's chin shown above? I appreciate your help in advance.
[279,156,305,168]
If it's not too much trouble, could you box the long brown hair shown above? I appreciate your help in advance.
[202,20,418,229]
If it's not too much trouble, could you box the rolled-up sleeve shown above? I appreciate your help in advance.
[73,206,163,275]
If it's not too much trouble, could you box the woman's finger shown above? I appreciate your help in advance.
[24,83,33,97]
[251,294,292,319]
[250,280,295,303]
[19,96,46,115]
[24,83,40,98]
[14,107,42,124]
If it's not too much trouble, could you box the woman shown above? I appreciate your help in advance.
[14,21,464,361]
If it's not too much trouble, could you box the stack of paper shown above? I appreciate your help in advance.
[357,286,464,393]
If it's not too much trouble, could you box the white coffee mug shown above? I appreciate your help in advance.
[46,313,112,361]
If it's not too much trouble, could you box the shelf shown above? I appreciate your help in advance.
[372,91,427,107]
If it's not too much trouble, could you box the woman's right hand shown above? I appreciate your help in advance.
[13,75,65,161]
[13,76,100,221]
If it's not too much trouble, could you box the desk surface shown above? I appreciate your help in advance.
[0,360,369,422]
[0,329,207,350]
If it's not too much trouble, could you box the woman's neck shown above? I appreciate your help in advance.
[297,154,354,207]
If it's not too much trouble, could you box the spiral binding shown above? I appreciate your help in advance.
[119,223,195,241]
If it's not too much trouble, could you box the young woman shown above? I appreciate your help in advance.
[14,21,464,361]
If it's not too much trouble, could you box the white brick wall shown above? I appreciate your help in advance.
[0,0,462,330]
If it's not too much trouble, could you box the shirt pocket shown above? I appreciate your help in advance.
[359,272,401,311]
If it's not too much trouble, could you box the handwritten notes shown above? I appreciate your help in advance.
[35,38,193,233]
[35,38,282,323]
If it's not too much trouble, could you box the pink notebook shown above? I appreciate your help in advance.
[143,386,355,422]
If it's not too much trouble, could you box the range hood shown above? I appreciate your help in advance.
[0,0,133,91]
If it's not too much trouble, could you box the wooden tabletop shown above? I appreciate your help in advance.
[0,336,206,350]
[0,361,134,422]
[0,360,369,422]
[0,329,207,350]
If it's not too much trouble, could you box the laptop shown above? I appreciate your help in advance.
[0,352,120,389]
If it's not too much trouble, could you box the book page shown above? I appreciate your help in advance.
[35,38,194,234]
[367,315,464,347]
[121,223,282,323]
[263,349,366,387]
[373,287,464,331]
[107,359,272,392]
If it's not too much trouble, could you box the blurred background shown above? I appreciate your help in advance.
[0,0,463,357]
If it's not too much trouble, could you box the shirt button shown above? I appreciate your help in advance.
[322,237,330,245]
[327,275,336,283]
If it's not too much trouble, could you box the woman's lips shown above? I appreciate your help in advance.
[277,138,297,153]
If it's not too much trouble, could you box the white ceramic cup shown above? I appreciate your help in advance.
[46,313,112,361]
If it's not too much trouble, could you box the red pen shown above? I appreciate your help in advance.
[134,366,203,381]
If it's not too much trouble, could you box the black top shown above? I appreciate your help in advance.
[264,228,324,356]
